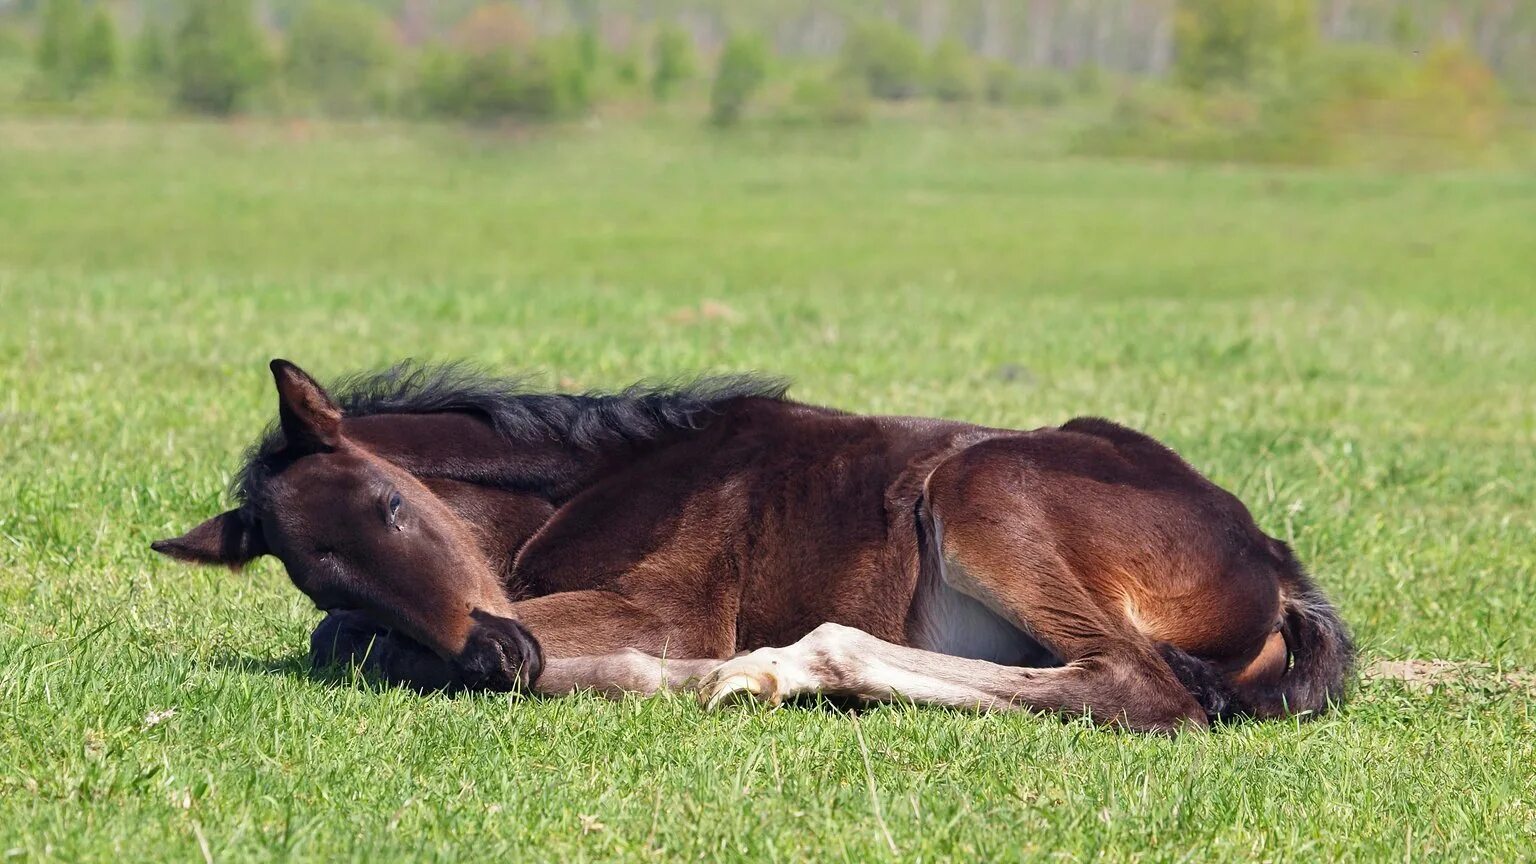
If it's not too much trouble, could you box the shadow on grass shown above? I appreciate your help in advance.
[206,650,462,695]
[207,651,310,679]
[203,649,887,714]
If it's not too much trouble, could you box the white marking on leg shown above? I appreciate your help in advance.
[701,622,1027,711]
[699,627,839,708]
[537,651,723,698]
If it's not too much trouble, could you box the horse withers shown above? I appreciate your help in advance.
[153,360,1352,732]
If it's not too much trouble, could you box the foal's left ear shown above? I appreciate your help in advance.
[152,509,269,568]
[271,358,342,453]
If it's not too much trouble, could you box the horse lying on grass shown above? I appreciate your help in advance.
[154,360,1352,733]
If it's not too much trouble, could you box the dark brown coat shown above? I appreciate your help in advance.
[155,361,1353,731]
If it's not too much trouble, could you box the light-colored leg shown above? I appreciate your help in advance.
[701,622,1054,712]
[540,627,1055,712]
[313,610,727,697]
[535,650,725,699]
[700,623,1206,732]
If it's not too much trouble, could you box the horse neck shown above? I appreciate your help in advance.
[340,411,623,501]
[343,410,669,593]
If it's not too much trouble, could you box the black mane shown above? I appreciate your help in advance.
[234,361,789,510]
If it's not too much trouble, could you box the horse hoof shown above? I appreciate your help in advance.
[702,667,781,710]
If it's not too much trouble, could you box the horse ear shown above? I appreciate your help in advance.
[151,509,268,568]
[271,359,341,453]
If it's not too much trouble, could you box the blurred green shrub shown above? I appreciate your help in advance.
[1083,0,1501,166]
[709,34,767,126]
[134,23,169,79]
[576,27,599,74]
[612,46,642,87]
[450,51,524,119]
[1079,41,1505,166]
[519,38,593,118]
[928,39,979,103]
[416,38,591,121]
[1261,41,1502,162]
[414,4,591,122]
[77,7,117,82]
[1404,43,1503,147]
[173,0,268,114]
[1073,64,1107,97]
[1076,86,1305,164]
[785,72,869,125]
[285,0,395,116]
[35,0,85,94]
[413,47,466,116]
[982,63,1073,107]
[1174,0,1316,90]
[982,61,1021,104]
[651,24,695,101]
[33,0,116,97]
[839,20,925,101]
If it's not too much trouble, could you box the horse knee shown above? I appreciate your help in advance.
[309,610,386,670]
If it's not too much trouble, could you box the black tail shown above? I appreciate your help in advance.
[1163,546,1354,722]
[1256,568,1355,718]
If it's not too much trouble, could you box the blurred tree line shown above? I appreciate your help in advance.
[0,0,1529,163]
[1079,0,1512,166]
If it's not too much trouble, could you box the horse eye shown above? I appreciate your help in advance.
[386,491,404,527]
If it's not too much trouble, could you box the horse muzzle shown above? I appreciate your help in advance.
[455,610,544,692]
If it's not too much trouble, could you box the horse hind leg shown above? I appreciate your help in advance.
[698,486,1211,730]
[917,457,1210,732]
[928,548,1209,731]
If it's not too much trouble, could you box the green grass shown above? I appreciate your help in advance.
[2,116,1534,861]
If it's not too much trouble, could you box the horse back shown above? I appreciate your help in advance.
[510,399,989,651]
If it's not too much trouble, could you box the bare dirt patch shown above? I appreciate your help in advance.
[1363,659,1536,694]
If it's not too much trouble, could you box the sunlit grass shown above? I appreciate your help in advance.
[2,117,1533,861]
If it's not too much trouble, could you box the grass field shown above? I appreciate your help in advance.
[2,116,1534,861]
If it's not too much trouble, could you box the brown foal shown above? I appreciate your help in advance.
[154,360,1352,732]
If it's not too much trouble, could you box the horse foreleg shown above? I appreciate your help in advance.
[310,609,463,691]
[699,622,1044,712]
[536,651,724,698]
[312,610,723,697]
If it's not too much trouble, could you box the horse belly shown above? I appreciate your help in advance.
[914,579,1060,668]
